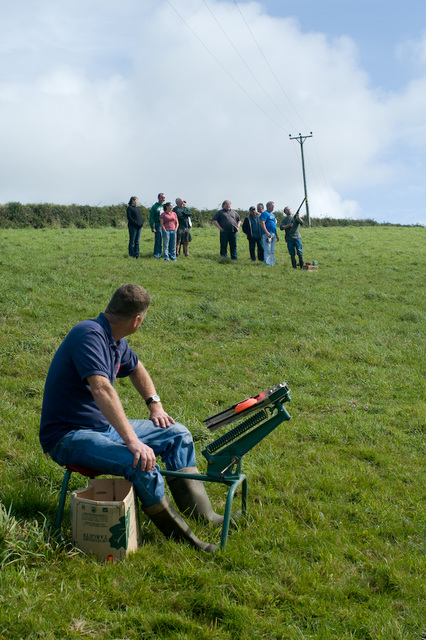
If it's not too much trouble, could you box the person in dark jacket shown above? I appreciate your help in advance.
[242,206,264,261]
[126,196,144,258]
[212,200,241,260]
[174,198,192,257]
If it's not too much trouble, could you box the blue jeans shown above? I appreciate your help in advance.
[48,420,196,508]
[286,238,303,258]
[220,231,237,259]
[128,226,141,257]
[162,230,177,261]
[261,234,276,266]
[153,223,162,258]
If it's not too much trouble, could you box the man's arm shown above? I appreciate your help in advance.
[128,361,175,429]
[149,205,157,231]
[212,220,223,232]
[87,374,156,472]
[280,218,293,230]
[260,219,271,237]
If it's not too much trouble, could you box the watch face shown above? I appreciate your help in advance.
[147,394,161,406]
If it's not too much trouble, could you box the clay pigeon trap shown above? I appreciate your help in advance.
[162,382,291,549]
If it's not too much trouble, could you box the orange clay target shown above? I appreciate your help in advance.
[234,397,257,413]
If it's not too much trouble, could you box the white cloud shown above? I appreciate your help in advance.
[0,0,425,223]
[396,30,426,69]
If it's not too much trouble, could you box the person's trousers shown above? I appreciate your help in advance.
[248,237,264,261]
[220,231,238,259]
[162,230,177,260]
[286,238,303,258]
[128,226,141,257]
[153,223,162,258]
[261,234,276,266]
[48,420,196,508]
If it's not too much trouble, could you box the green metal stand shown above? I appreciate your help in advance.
[162,382,291,549]
[161,469,247,550]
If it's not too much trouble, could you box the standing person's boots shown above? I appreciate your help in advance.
[143,496,218,553]
[298,255,304,269]
[166,467,224,527]
[291,256,297,268]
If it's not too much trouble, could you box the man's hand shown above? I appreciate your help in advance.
[149,403,175,429]
[127,439,156,472]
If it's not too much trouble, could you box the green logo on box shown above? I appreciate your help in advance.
[108,510,131,550]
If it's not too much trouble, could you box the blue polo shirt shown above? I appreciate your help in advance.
[39,313,138,453]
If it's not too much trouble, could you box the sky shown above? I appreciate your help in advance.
[1,0,426,224]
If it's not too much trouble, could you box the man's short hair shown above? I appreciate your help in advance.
[266,201,274,208]
[105,284,152,319]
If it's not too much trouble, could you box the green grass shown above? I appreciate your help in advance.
[0,225,425,639]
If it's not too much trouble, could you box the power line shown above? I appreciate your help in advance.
[165,0,289,133]
[165,1,336,217]
[232,0,311,132]
[201,0,298,131]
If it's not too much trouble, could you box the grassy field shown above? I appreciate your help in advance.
[0,225,425,640]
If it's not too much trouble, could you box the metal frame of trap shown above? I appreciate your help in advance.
[162,382,291,550]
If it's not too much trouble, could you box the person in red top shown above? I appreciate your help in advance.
[160,202,178,261]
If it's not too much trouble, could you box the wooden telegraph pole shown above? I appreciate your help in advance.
[289,132,312,227]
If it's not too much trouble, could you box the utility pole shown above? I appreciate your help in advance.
[289,132,312,227]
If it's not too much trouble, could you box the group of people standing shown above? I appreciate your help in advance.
[127,194,304,269]
[127,194,192,261]
[214,199,304,268]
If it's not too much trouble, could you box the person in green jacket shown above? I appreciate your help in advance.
[149,193,166,258]
[280,206,304,269]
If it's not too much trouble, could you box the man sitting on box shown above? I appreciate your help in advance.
[40,284,222,552]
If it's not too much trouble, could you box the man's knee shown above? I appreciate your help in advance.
[167,422,193,444]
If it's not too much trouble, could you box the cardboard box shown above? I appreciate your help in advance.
[302,264,319,270]
[71,478,141,561]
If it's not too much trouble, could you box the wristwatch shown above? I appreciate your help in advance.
[146,394,161,406]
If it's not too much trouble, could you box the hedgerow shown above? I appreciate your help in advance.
[0,201,415,228]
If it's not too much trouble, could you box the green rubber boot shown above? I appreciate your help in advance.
[167,466,224,527]
[143,496,218,553]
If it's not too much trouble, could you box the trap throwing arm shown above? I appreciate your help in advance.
[161,382,291,549]
[202,382,291,479]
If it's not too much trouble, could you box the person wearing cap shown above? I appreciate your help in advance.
[242,206,264,262]
[259,200,279,266]
[212,200,241,260]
